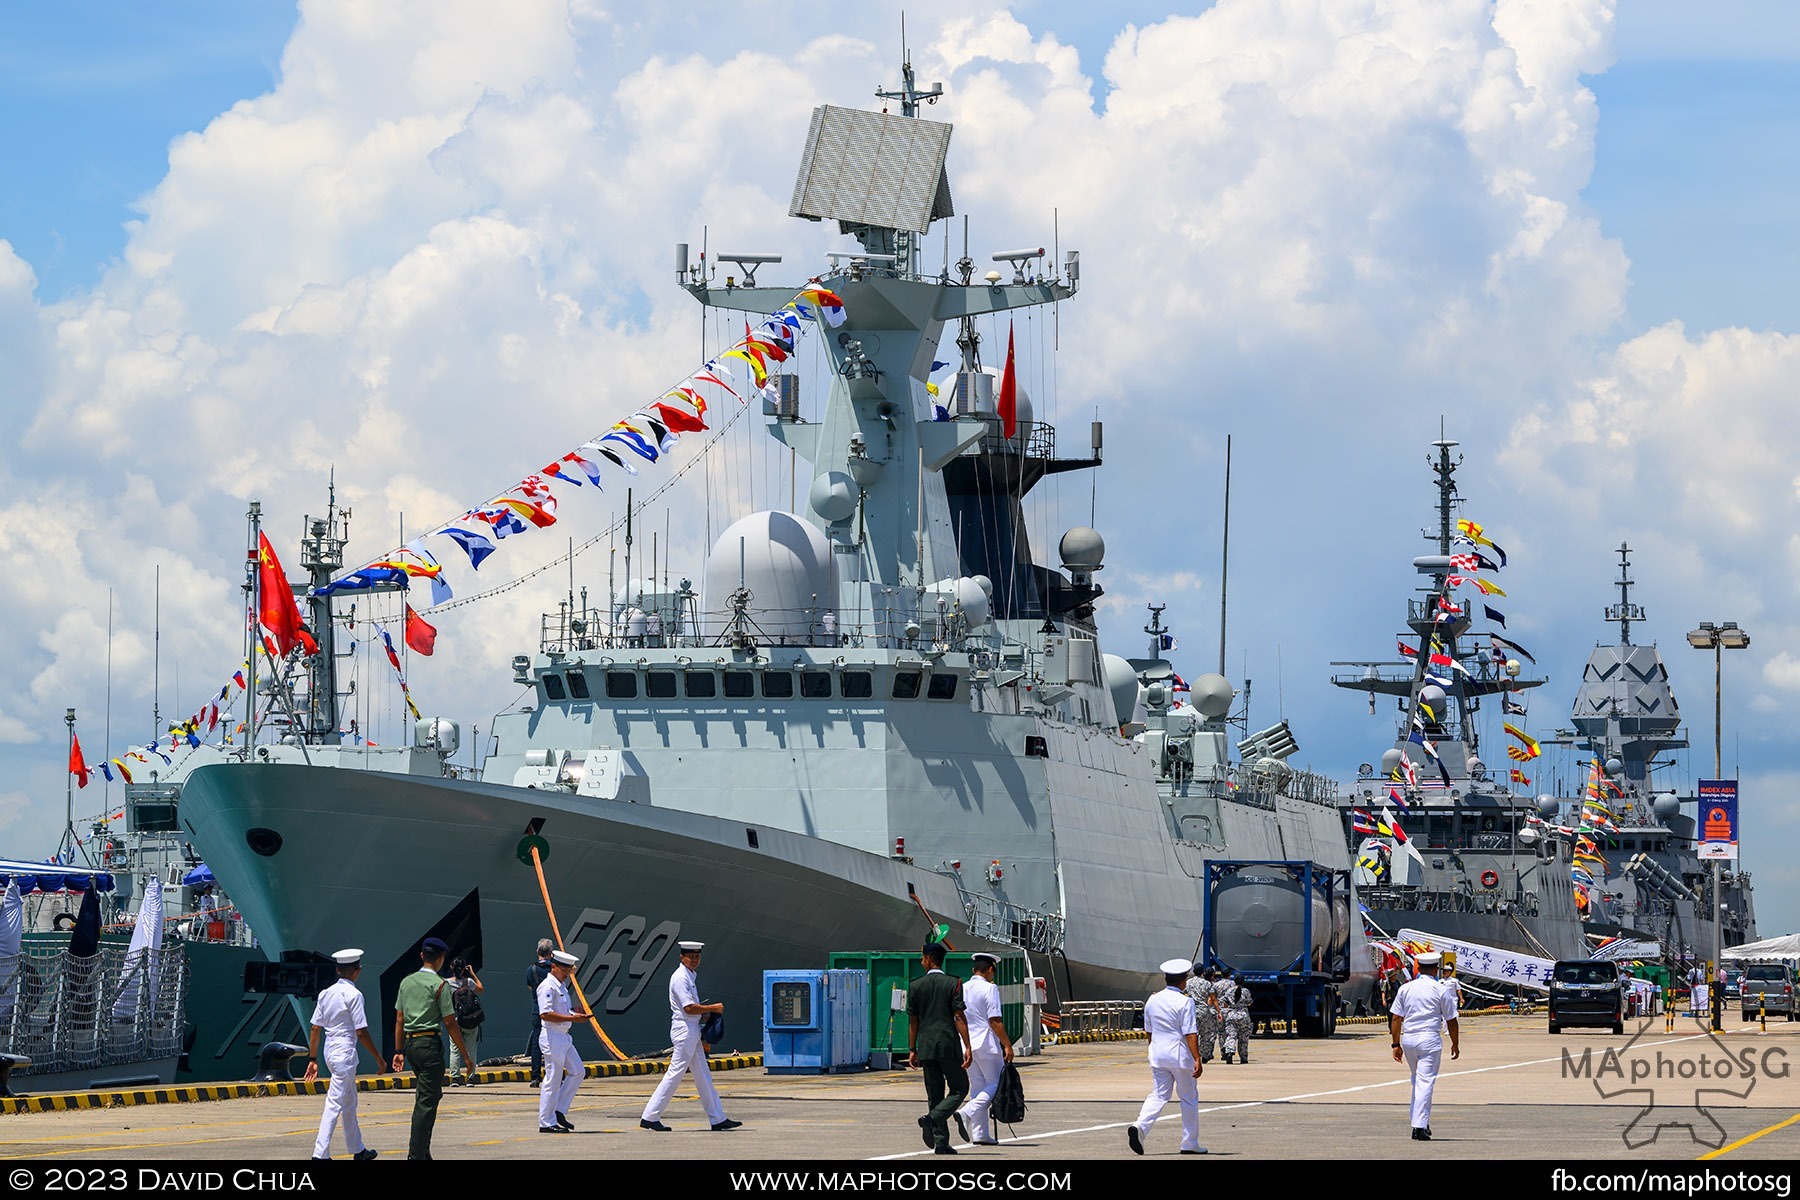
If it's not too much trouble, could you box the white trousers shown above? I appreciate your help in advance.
[538,1032,582,1128]
[1403,1040,1443,1130]
[1133,1064,1200,1151]
[641,1023,724,1124]
[311,1044,363,1158]
[956,1049,1006,1142]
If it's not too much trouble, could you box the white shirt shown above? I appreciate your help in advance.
[1143,986,1198,1071]
[537,972,573,1041]
[1391,975,1459,1047]
[312,978,367,1052]
[670,963,701,1026]
[963,975,1003,1058]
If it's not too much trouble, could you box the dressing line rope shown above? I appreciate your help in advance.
[530,844,629,1061]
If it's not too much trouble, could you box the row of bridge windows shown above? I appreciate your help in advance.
[541,669,960,704]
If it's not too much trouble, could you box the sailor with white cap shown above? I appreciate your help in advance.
[953,951,1012,1146]
[303,949,387,1160]
[1128,958,1205,1156]
[536,949,589,1133]
[1388,950,1461,1140]
[640,940,741,1132]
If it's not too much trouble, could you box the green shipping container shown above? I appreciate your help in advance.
[829,951,1027,1055]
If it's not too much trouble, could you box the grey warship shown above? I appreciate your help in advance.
[175,60,1353,1058]
[1332,446,1755,969]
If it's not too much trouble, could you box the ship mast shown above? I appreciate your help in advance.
[298,480,349,745]
[1605,542,1644,646]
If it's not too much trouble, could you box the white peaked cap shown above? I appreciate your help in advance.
[551,950,579,966]
[971,952,1000,964]
[679,940,705,952]
[332,949,363,965]
[1416,951,1442,966]
[1161,958,1193,976]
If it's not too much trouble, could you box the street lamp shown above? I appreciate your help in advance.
[1686,620,1750,1024]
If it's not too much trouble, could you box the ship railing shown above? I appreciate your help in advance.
[971,421,1057,460]
[1058,1000,1144,1034]
[1191,763,1341,810]
[0,939,189,1077]
[538,602,1013,656]
[934,877,1064,954]
[1361,886,1542,920]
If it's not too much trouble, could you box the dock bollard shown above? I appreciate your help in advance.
[1664,992,1675,1034]
[1760,997,1766,1032]
[251,1041,309,1083]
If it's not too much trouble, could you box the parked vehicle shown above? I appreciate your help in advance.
[1739,962,1797,1022]
[1548,960,1625,1035]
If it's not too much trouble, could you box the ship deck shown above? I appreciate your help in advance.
[0,1013,1794,1164]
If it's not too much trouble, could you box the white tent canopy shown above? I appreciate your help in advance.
[1721,933,1800,961]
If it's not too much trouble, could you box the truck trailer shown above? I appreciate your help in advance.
[1202,860,1352,1037]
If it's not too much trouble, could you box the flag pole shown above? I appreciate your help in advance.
[245,500,261,753]
[62,708,76,861]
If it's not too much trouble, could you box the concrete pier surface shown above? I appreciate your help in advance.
[0,1015,1795,1161]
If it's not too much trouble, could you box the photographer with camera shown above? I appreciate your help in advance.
[445,957,485,1085]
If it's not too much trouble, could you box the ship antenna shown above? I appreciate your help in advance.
[1605,542,1644,645]
[1219,434,1231,676]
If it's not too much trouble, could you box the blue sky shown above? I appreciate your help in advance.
[1,1,1797,940]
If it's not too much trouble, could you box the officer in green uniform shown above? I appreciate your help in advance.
[389,936,471,1161]
[906,941,971,1155]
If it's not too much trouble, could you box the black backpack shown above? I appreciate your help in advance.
[452,981,485,1029]
[991,1062,1026,1125]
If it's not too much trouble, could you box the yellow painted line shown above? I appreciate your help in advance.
[1700,1111,1800,1160]
[0,1054,764,1115]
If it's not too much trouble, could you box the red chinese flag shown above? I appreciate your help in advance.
[652,402,708,433]
[69,732,90,788]
[256,532,318,656]
[997,322,1018,438]
[404,606,438,657]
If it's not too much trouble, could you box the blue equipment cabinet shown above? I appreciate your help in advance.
[762,969,871,1074]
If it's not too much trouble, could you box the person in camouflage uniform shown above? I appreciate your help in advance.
[1184,967,1221,1063]
[1221,973,1253,1064]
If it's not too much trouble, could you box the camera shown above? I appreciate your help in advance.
[452,957,470,977]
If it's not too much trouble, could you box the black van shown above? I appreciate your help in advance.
[1548,960,1625,1034]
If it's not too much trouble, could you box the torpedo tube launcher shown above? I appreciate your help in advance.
[1201,860,1354,1036]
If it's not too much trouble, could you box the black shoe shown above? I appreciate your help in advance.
[352,1149,378,1162]
[312,1156,329,1161]
[539,1126,566,1134]
[1180,1148,1208,1155]
[1412,1128,1431,1141]
[712,1118,743,1131]
[1222,1053,1233,1063]
[529,1073,542,1086]
[919,1115,934,1148]
[953,1112,970,1144]
[640,1119,671,1132]
[934,1145,957,1155]
[555,1112,574,1131]
[1128,1126,1144,1156]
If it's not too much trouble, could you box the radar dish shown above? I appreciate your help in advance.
[789,105,954,234]
[1191,673,1233,719]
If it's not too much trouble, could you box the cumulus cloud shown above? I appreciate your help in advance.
[4,0,1794,929]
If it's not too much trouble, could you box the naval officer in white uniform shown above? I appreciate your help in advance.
[954,951,1013,1145]
[536,949,588,1133]
[1388,950,1461,1140]
[1128,958,1205,1156]
[640,940,742,1132]
[302,949,387,1160]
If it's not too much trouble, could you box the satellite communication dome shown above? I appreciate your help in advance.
[1537,796,1560,818]
[1604,757,1624,777]
[1418,684,1447,715]
[808,471,858,523]
[1653,793,1681,819]
[703,511,836,641]
[1380,748,1404,776]
[1058,527,1105,572]
[1191,673,1234,719]
[1101,654,1141,725]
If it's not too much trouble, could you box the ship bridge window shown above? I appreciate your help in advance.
[762,672,795,698]
[605,671,638,699]
[928,673,959,701]
[724,670,754,698]
[542,675,567,701]
[800,671,832,698]
[566,671,591,700]
[841,671,873,699]
[892,671,922,699]
[646,671,678,699]
[685,671,717,699]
